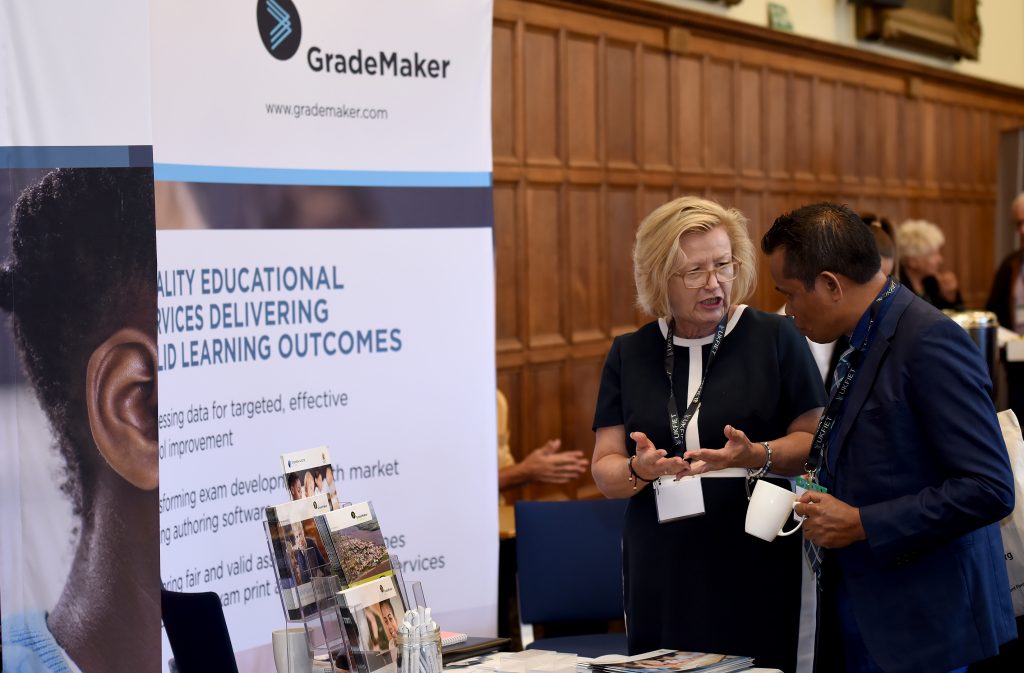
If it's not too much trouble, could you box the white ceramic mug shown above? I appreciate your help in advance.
[272,627,312,673]
[744,479,804,541]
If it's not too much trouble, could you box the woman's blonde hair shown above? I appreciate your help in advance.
[633,196,756,319]
[896,219,945,259]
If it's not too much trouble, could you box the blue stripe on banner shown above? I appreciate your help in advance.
[153,164,492,188]
[0,146,153,168]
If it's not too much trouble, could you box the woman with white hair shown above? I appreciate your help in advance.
[896,219,964,310]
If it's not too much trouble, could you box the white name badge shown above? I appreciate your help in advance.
[654,475,705,523]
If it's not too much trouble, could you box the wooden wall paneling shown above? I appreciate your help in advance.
[642,46,672,171]
[738,65,763,178]
[706,58,735,175]
[764,70,788,180]
[813,77,838,183]
[879,91,902,187]
[736,190,769,309]
[902,96,922,189]
[525,185,566,347]
[605,39,638,168]
[493,20,519,164]
[641,186,671,220]
[858,194,883,219]
[568,187,606,343]
[977,200,997,299]
[708,188,737,211]
[952,106,972,191]
[878,196,904,224]
[936,103,955,191]
[860,87,881,188]
[789,74,813,182]
[522,362,570,500]
[674,54,704,173]
[837,83,861,186]
[920,100,938,190]
[945,199,966,303]
[570,356,605,498]
[566,33,601,167]
[607,188,640,334]
[524,26,560,164]
[632,186,652,327]
[974,108,993,190]
[961,199,993,307]
[494,182,523,354]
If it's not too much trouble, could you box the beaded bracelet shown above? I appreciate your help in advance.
[628,454,653,491]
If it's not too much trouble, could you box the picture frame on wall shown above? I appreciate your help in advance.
[856,0,981,61]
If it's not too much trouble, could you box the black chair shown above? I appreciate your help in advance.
[161,589,240,673]
[515,498,629,657]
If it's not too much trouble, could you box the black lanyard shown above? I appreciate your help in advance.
[664,314,729,457]
[805,279,897,479]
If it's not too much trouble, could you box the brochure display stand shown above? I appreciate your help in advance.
[264,510,412,673]
[264,518,347,671]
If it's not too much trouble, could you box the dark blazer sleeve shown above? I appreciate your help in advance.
[858,317,1015,563]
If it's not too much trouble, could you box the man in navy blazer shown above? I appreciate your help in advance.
[762,202,1016,673]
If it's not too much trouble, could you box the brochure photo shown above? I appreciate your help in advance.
[337,574,405,673]
[267,494,334,617]
[317,501,392,588]
[582,649,753,673]
[282,445,341,509]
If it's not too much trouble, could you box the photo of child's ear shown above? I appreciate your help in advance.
[1,168,160,673]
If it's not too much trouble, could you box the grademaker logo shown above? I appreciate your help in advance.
[257,0,302,60]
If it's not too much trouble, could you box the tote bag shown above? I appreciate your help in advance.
[998,409,1024,617]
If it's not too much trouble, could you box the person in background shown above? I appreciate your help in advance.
[496,389,588,494]
[764,202,1015,673]
[591,196,825,671]
[896,219,964,310]
[986,192,1024,334]
[861,213,898,278]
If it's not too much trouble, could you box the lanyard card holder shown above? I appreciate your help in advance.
[653,475,705,523]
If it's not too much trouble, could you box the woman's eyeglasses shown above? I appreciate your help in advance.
[673,260,740,289]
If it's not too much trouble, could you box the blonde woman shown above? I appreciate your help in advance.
[896,219,963,310]
[591,197,825,671]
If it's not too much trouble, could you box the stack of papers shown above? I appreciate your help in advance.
[578,649,754,673]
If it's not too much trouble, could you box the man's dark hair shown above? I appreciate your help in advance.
[761,202,880,289]
[0,168,156,517]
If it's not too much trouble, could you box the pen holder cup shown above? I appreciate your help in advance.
[396,624,442,673]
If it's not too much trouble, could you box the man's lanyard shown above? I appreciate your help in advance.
[664,314,729,458]
[804,278,898,485]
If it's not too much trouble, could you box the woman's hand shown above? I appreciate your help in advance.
[683,424,764,474]
[630,431,690,480]
[936,270,959,303]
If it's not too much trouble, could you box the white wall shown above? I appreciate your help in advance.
[660,0,1024,89]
